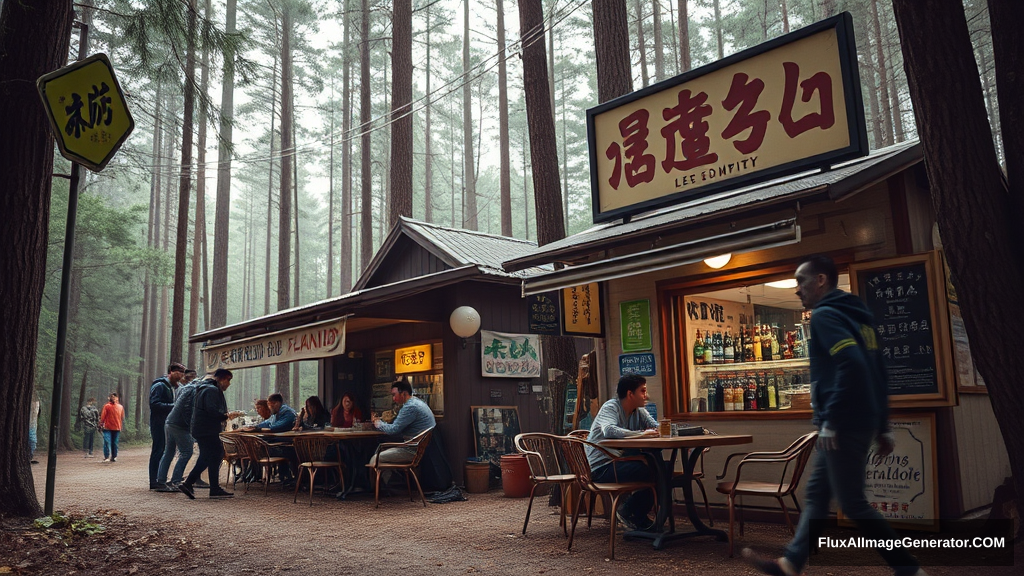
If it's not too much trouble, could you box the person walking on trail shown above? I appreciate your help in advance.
[99,392,124,462]
[78,397,100,458]
[154,370,205,492]
[177,369,244,500]
[29,389,42,464]
[744,255,926,576]
[585,374,659,531]
[149,362,186,489]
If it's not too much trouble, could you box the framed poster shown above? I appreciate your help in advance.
[471,406,522,468]
[480,330,542,378]
[374,350,394,383]
[527,293,561,335]
[840,411,939,531]
[562,282,605,337]
[849,252,956,408]
[620,299,652,352]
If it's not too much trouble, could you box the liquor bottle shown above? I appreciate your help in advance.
[722,381,734,411]
[771,325,781,359]
[715,378,725,411]
[733,379,745,411]
[693,330,704,366]
[753,325,763,362]
[714,331,724,364]
[744,327,755,362]
[704,377,715,412]
[757,373,768,410]
[704,331,714,365]
[768,371,780,410]
[744,381,757,411]
[761,325,773,361]
[723,330,734,363]
[733,329,743,364]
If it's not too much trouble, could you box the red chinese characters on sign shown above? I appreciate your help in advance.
[602,63,834,191]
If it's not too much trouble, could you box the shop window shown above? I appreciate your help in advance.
[372,342,444,417]
[665,274,850,416]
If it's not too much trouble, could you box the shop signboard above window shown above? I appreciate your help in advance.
[562,283,604,337]
[587,12,867,223]
[395,344,432,375]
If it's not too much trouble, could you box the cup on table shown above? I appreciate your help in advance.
[659,418,672,438]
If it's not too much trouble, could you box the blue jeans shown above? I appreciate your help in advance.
[157,424,194,484]
[784,428,919,575]
[591,458,655,525]
[28,427,37,456]
[83,430,95,455]
[103,430,120,459]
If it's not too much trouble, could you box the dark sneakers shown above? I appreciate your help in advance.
[156,484,180,493]
[194,479,210,489]
[741,548,799,576]
[178,482,196,500]
[209,489,234,499]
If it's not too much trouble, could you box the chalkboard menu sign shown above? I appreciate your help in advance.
[850,252,955,408]
[527,293,561,335]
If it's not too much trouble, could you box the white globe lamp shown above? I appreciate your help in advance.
[450,306,481,347]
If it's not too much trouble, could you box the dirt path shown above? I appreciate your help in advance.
[2,446,1015,575]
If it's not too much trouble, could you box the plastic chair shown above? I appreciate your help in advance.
[292,435,346,506]
[234,434,290,495]
[714,431,818,556]
[514,432,577,536]
[558,436,656,560]
[366,427,433,508]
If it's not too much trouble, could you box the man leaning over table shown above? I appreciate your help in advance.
[370,378,436,472]
[586,374,659,531]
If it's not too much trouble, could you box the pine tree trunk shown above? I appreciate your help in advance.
[780,0,790,33]
[277,4,295,397]
[0,0,72,518]
[327,85,335,297]
[360,0,373,267]
[424,4,433,224]
[341,0,353,291]
[855,10,883,147]
[652,0,664,83]
[188,0,212,367]
[677,0,690,72]
[870,0,893,146]
[988,0,1022,210]
[635,0,649,87]
[389,0,413,227]
[261,51,279,401]
[712,0,723,60]
[462,0,478,230]
[171,0,198,363]
[59,262,83,450]
[211,0,237,329]
[146,79,163,387]
[592,0,634,102]
[292,131,300,403]
[891,0,1024,524]
[497,0,513,236]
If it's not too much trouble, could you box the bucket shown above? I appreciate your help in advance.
[465,461,490,494]
[500,454,532,498]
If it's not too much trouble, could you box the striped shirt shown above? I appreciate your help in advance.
[585,398,657,469]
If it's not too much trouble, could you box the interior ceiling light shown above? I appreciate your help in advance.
[703,254,732,269]
[766,279,798,289]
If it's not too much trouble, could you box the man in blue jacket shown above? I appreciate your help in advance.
[149,362,185,489]
[178,369,244,499]
[745,255,925,576]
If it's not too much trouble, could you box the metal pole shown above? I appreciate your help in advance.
[44,18,88,517]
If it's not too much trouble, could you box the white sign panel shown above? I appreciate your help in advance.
[202,317,346,372]
[480,330,543,378]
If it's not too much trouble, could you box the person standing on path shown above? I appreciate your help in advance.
[744,255,925,576]
[99,392,124,462]
[29,389,41,464]
[155,371,204,492]
[79,397,100,458]
[177,369,244,499]
[149,362,186,489]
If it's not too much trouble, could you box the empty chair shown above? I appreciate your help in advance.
[219,434,245,489]
[714,431,818,556]
[366,427,433,508]
[558,436,656,560]
[292,435,346,506]
[234,434,290,495]
[514,432,577,536]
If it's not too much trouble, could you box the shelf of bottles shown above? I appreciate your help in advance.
[689,324,810,413]
[409,373,444,416]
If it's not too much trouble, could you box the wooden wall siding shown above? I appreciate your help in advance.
[365,236,452,288]
[953,394,1011,512]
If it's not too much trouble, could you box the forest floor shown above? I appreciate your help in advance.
[1,446,1018,575]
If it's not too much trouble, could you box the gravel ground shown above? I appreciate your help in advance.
[6,446,1017,575]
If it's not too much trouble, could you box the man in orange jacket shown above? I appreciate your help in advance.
[99,392,125,462]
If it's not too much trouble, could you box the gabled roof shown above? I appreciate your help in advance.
[354,217,551,290]
[503,140,922,271]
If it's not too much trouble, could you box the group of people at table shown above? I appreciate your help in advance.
[148,367,434,500]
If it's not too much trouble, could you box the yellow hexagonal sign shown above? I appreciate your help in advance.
[37,53,135,172]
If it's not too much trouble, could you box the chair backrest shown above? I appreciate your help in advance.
[557,436,604,491]
[292,435,334,463]
[406,427,434,467]
[220,434,240,458]
[566,429,590,439]
[780,431,818,495]
[514,433,565,481]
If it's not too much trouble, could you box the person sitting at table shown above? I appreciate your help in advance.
[586,373,659,531]
[293,396,330,430]
[370,379,435,472]
[254,399,271,422]
[331,393,363,428]
[253,393,297,432]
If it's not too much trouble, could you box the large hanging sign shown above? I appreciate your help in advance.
[395,344,432,374]
[587,13,866,223]
[202,317,346,372]
[481,330,542,378]
[562,283,604,337]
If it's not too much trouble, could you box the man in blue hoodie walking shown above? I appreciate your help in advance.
[745,255,925,576]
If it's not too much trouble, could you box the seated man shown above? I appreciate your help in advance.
[250,393,298,482]
[586,374,659,530]
[370,378,435,468]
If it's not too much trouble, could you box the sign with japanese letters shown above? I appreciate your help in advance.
[527,293,561,335]
[37,53,135,172]
[619,299,652,352]
[561,283,604,337]
[481,330,543,378]
[587,13,866,222]
[394,344,432,374]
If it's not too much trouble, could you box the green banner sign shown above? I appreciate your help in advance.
[620,299,652,352]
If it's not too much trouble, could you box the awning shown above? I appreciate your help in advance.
[201,317,347,372]
[521,219,801,296]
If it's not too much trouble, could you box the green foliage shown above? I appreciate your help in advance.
[33,512,107,539]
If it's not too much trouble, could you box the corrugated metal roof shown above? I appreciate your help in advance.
[503,140,922,271]
[393,218,552,278]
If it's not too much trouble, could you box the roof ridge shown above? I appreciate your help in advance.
[399,216,538,246]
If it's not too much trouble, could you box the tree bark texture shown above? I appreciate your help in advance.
[187,0,213,367]
[424,4,433,224]
[171,0,198,363]
[389,0,413,227]
[677,0,690,73]
[462,0,478,229]
[870,0,893,146]
[712,0,723,59]
[987,0,1024,228]
[497,0,512,236]
[277,5,294,396]
[211,0,237,329]
[592,0,633,103]
[891,0,1024,523]
[341,0,353,292]
[635,0,649,87]
[0,0,72,518]
[652,0,664,83]
[360,0,373,267]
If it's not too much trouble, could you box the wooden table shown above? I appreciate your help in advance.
[602,434,753,550]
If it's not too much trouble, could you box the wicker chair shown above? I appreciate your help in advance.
[366,427,433,508]
[558,436,656,559]
[234,434,290,495]
[715,431,818,556]
[292,435,345,506]
[219,434,245,489]
[514,432,577,536]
